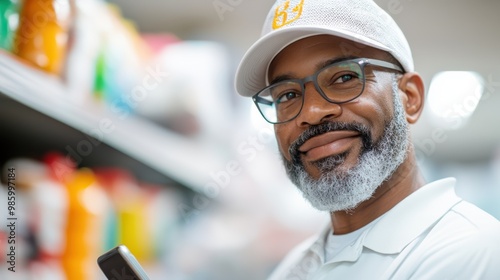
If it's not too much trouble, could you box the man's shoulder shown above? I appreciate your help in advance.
[267,226,329,280]
[404,200,500,278]
[382,200,500,279]
[418,200,500,248]
[407,178,500,246]
[436,200,500,236]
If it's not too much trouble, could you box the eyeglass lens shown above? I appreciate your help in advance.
[254,61,364,123]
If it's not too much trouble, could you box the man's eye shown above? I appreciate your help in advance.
[276,91,300,103]
[333,74,356,84]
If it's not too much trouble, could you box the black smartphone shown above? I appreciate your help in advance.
[97,245,150,280]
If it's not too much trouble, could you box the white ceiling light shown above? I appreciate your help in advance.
[427,71,484,129]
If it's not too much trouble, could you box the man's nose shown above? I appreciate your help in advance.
[295,83,343,126]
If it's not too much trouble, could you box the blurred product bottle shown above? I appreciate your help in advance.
[0,182,19,280]
[64,0,105,103]
[142,183,181,259]
[12,0,74,75]
[92,4,151,113]
[0,0,19,51]
[34,153,73,257]
[95,168,153,262]
[61,168,109,280]
[27,153,74,280]
[0,183,6,274]
[118,184,153,262]
[93,46,107,101]
[93,168,120,252]
[3,158,49,277]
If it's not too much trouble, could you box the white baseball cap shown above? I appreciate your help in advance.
[235,0,413,97]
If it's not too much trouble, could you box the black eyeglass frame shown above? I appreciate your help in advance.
[252,57,404,124]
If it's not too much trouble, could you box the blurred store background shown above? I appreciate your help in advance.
[0,0,499,279]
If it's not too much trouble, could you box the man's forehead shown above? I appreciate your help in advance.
[277,35,375,57]
[268,35,396,78]
[267,36,379,77]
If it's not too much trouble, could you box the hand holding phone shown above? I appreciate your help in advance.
[97,245,150,280]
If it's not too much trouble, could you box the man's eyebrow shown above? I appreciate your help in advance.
[268,56,359,85]
[317,55,358,70]
[269,74,295,85]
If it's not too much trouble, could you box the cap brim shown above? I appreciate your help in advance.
[235,26,393,97]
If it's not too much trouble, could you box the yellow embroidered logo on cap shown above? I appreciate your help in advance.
[272,0,304,30]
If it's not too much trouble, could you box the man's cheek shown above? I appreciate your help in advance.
[280,144,292,162]
[275,126,293,161]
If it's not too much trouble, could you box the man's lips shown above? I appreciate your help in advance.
[298,130,360,161]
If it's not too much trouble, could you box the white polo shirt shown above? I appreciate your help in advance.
[268,178,500,280]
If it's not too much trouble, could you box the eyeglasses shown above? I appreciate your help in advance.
[252,58,403,124]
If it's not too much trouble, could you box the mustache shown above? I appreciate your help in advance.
[288,121,373,164]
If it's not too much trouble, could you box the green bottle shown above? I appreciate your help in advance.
[0,0,19,51]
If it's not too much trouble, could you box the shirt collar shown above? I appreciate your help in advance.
[310,224,332,262]
[309,177,462,262]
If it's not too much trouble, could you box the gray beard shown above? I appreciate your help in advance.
[282,80,410,212]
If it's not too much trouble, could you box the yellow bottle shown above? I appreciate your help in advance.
[95,168,153,262]
[13,0,74,75]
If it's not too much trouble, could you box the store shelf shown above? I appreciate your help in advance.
[0,51,223,193]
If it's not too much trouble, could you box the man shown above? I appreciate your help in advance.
[235,0,500,279]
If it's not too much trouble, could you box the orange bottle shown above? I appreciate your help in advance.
[13,0,74,75]
[61,168,108,280]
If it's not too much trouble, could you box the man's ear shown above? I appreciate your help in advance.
[398,72,425,124]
